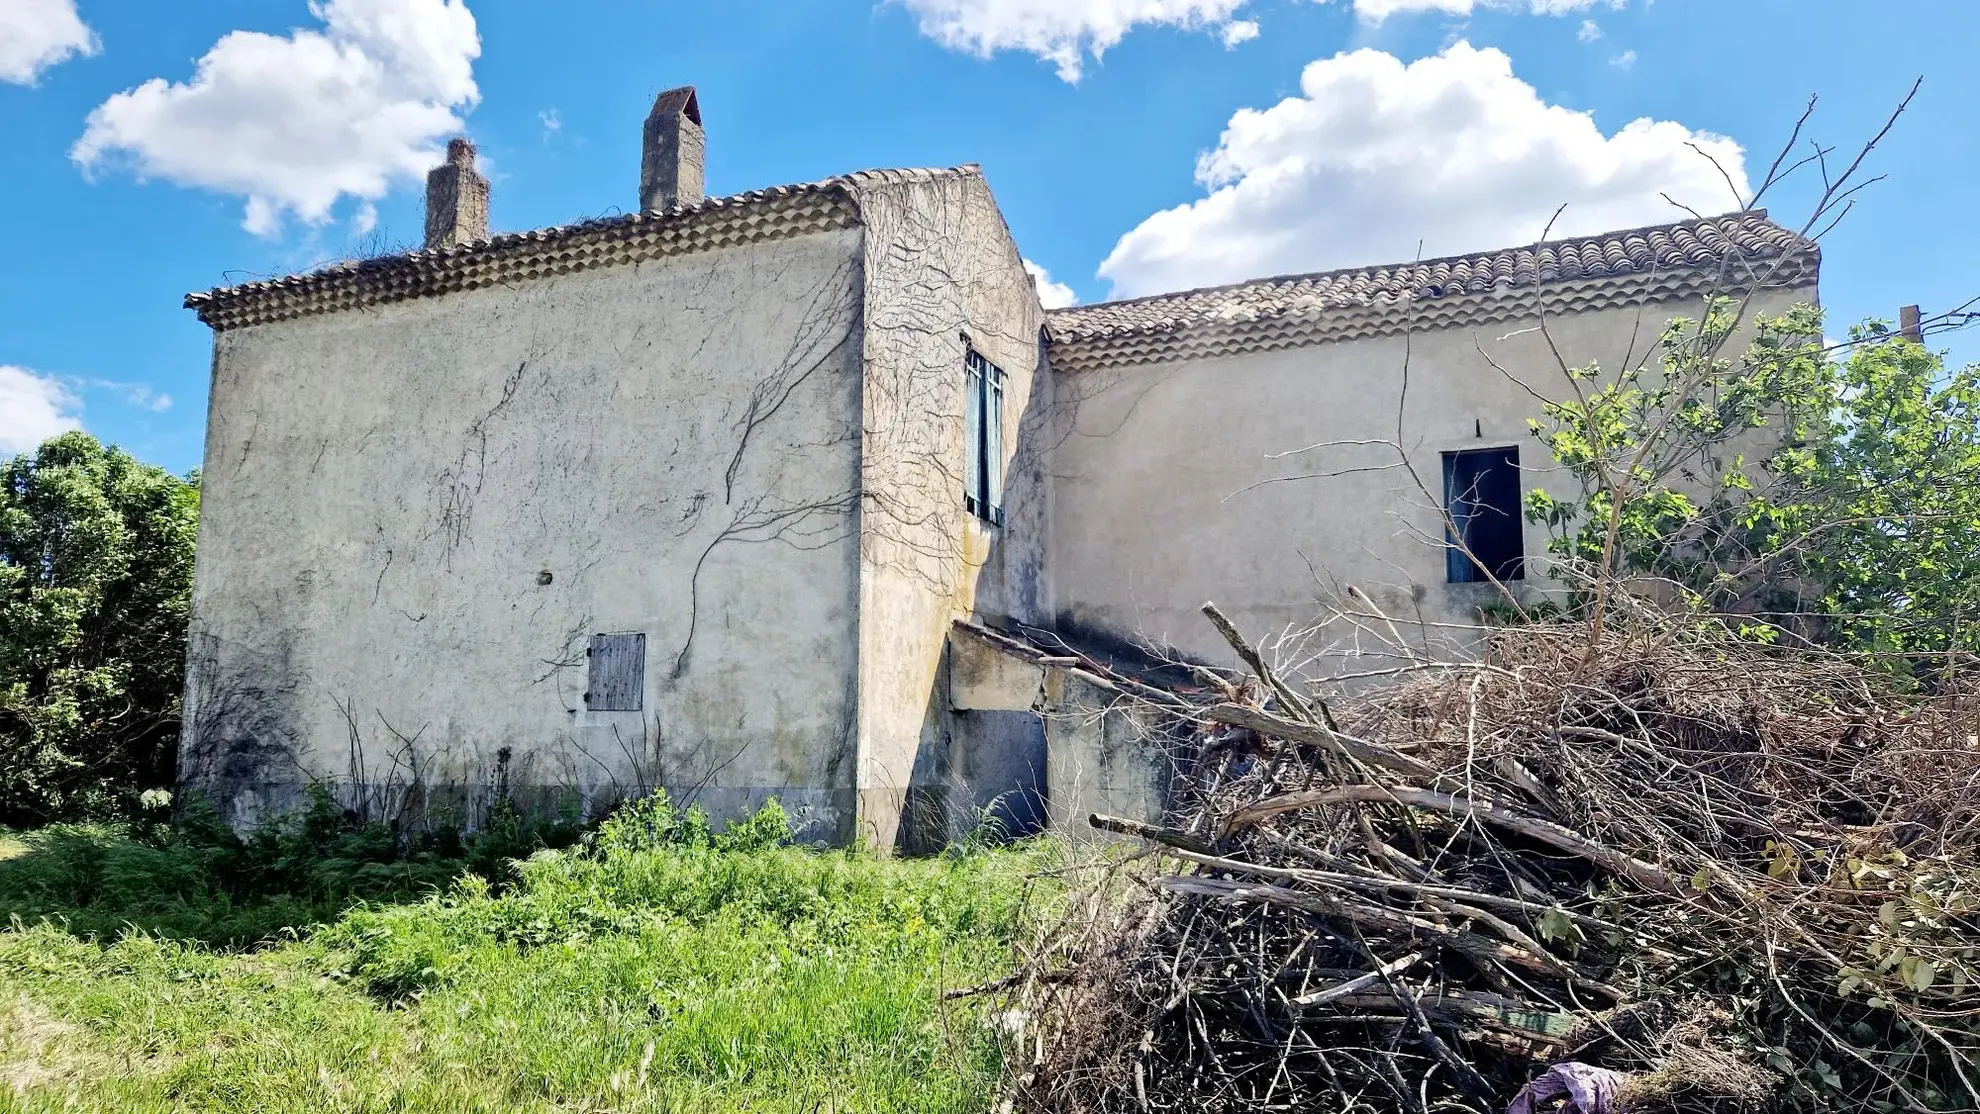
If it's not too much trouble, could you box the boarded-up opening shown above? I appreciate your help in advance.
[587,633,646,711]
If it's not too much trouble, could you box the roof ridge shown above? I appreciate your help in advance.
[1052,208,1796,320]
[187,164,978,314]
[835,164,981,188]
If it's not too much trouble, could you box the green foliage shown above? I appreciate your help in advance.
[325,808,1032,1002]
[1788,327,1980,656]
[0,785,582,946]
[0,799,1047,1113]
[1527,303,1980,661]
[594,788,792,857]
[0,431,199,824]
[1523,301,1830,605]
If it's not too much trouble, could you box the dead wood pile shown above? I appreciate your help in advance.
[1003,609,1980,1114]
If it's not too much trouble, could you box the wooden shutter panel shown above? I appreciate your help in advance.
[1474,447,1524,581]
[985,365,1005,524]
[1443,453,1475,584]
[964,354,984,515]
[587,633,646,712]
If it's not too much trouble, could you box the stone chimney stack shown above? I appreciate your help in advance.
[424,138,489,250]
[1900,304,1925,345]
[640,86,704,212]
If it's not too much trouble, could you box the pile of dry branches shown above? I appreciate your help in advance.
[1004,608,1980,1113]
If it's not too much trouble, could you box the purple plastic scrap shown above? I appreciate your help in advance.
[1506,1062,1629,1114]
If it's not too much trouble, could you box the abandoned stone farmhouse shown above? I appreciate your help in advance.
[178,87,1821,848]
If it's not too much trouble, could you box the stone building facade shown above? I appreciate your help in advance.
[178,87,1820,847]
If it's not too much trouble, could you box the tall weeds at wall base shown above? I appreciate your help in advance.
[1001,610,1980,1114]
[0,794,1055,1113]
[0,782,584,946]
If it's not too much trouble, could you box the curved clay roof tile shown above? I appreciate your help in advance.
[1046,210,1817,347]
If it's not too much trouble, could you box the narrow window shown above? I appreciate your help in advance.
[585,632,646,711]
[964,349,1006,525]
[1443,447,1524,583]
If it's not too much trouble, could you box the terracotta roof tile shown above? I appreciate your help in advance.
[186,166,978,332]
[1048,210,1816,347]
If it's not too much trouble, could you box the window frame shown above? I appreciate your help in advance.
[1441,446,1525,584]
[964,348,1006,526]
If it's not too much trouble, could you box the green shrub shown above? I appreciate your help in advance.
[326,797,1038,999]
[594,788,792,856]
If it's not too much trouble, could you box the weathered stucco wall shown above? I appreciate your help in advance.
[1047,285,1817,674]
[181,227,868,838]
[849,171,1052,850]
[1041,668,1174,838]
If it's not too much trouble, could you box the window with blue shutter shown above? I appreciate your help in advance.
[964,348,1006,526]
[964,354,983,517]
[1442,447,1524,583]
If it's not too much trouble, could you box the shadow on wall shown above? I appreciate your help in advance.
[899,705,1050,855]
[899,614,1190,856]
[180,629,859,847]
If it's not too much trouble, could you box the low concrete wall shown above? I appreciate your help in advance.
[1042,669,1176,838]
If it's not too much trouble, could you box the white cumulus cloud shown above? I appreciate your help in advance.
[72,0,480,237]
[1222,19,1260,47]
[1025,259,1079,309]
[897,0,1624,79]
[0,366,83,454]
[1345,0,1621,20]
[0,0,96,85]
[896,0,1256,81]
[1098,42,1748,298]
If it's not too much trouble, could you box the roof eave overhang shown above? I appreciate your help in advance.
[186,184,864,333]
[1045,253,1820,375]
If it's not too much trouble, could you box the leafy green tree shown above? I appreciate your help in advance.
[1525,300,1980,662]
[0,432,199,823]
[1787,328,1980,656]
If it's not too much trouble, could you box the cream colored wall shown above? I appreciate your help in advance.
[1047,286,1816,675]
[180,227,868,837]
[1041,668,1172,838]
[849,172,1051,850]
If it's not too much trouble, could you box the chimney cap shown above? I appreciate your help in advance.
[648,85,701,127]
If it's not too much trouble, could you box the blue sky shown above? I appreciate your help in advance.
[1,0,1973,475]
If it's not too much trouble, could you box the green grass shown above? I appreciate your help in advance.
[0,799,1053,1112]
[0,786,587,947]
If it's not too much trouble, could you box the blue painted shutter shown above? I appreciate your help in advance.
[1444,454,1474,584]
[964,354,984,516]
[985,364,1005,524]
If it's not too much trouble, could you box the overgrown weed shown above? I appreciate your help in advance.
[0,784,582,946]
[0,791,1062,1112]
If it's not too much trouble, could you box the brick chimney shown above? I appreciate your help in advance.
[640,86,704,212]
[424,138,489,250]
[1900,304,1925,345]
